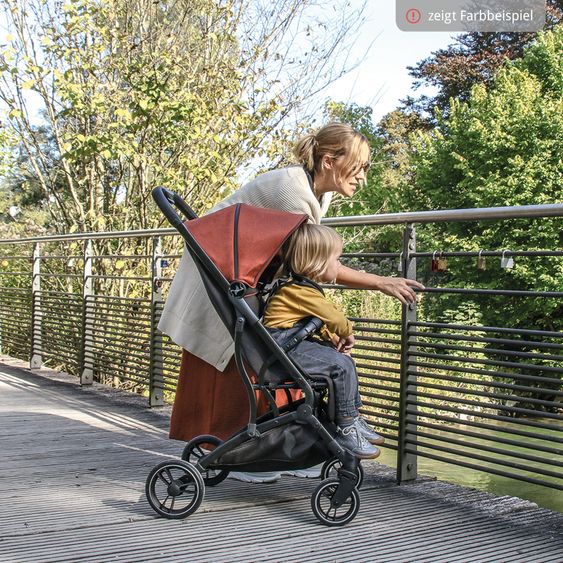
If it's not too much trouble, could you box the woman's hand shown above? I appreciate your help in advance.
[336,334,355,355]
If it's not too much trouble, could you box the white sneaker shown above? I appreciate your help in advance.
[281,464,322,478]
[227,471,281,483]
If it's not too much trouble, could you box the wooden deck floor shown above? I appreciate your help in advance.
[1,357,562,563]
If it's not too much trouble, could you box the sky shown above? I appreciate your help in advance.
[321,0,457,122]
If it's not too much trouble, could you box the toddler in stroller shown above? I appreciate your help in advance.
[145,188,383,526]
[263,223,384,459]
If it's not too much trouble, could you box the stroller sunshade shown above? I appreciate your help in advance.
[184,203,308,288]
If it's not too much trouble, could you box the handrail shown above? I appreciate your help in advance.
[1,202,562,244]
[323,202,563,227]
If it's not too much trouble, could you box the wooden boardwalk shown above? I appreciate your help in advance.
[1,357,562,563]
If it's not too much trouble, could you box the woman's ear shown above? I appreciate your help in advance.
[321,154,333,170]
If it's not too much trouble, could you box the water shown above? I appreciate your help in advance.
[375,420,563,513]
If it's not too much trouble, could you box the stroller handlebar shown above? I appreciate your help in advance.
[152,187,198,228]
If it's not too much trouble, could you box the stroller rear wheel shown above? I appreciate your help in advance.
[311,478,360,527]
[146,460,205,519]
[321,458,364,489]
[182,435,229,487]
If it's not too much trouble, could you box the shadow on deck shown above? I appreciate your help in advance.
[1,356,562,563]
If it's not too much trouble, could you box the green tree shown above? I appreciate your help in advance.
[0,0,367,234]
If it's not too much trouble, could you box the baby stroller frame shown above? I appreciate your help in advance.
[146,187,364,526]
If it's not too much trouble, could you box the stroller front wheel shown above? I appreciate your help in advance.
[145,460,205,519]
[321,458,364,489]
[311,478,360,527]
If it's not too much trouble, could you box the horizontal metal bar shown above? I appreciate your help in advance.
[406,438,563,479]
[362,399,400,413]
[85,351,150,373]
[0,228,176,244]
[408,400,563,432]
[353,352,401,365]
[404,448,563,491]
[37,273,83,279]
[406,407,563,444]
[409,350,563,374]
[412,369,563,397]
[409,330,563,350]
[409,429,563,468]
[83,339,150,361]
[413,250,563,258]
[409,359,563,385]
[358,373,400,386]
[358,381,400,394]
[40,348,80,365]
[0,271,29,276]
[356,364,401,375]
[88,275,151,282]
[350,318,402,326]
[423,287,563,298]
[408,379,562,409]
[34,289,80,298]
[88,294,151,304]
[343,252,401,258]
[409,390,563,420]
[412,321,563,339]
[92,254,151,260]
[414,340,563,363]
[410,418,563,456]
[323,202,563,226]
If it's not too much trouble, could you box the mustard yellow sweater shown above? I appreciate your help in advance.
[263,284,353,343]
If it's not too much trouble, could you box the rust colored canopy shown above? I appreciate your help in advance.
[184,204,308,288]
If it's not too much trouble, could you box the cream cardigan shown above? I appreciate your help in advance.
[158,166,332,371]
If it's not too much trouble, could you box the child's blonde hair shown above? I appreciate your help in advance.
[283,224,342,282]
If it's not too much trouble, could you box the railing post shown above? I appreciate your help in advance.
[149,236,164,407]
[81,239,93,385]
[30,242,42,369]
[397,223,418,483]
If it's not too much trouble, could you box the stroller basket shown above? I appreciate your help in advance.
[145,187,365,527]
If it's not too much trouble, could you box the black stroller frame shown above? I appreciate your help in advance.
[146,187,364,526]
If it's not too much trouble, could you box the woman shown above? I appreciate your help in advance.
[158,122,423,463]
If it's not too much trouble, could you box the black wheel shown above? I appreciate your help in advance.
[311,478,360,527]
[182,435,229,487]
[145,460,205,519]
[321,458,364,489]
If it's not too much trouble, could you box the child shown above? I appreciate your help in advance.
[263,223,384,459]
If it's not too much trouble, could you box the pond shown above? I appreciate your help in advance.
[376,419,563,513]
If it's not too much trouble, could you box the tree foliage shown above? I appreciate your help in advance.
[0,0,366,234]
[408,27,563,333]
[405,1,563,118]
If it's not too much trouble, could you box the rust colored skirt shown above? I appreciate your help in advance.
[169,350,299,442]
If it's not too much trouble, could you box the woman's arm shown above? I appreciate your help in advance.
[336,264,424,305]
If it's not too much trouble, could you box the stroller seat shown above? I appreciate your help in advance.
[145,188,365,527]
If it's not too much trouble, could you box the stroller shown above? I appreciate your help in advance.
[146,187,365,526]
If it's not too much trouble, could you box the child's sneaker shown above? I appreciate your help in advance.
[355,416,385,445]
[336,422,380,459]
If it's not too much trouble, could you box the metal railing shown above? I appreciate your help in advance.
[0,202,561,492]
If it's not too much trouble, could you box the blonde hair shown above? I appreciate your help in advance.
[293,122,371,178]
[283,224,342,282]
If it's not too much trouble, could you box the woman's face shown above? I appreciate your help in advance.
[320,244,342,283]
[328,143,371,198]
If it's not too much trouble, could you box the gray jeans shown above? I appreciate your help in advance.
[267,325,362,420]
